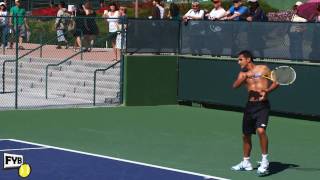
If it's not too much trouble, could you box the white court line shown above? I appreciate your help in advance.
[0,147,50,152]
[8,139,230,180]
[0,139,10,141]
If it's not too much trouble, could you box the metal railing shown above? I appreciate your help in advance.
[93,61,120,106]
[1,29,79,93]
[45,49,85,99]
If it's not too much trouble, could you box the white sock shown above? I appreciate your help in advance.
[243,157,250,163]
[262,154,268,162]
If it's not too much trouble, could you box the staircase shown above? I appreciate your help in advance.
[0,56,121,108]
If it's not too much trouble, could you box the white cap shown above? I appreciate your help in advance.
[295,1,303,6]
[248,0,258,2]
[0,2,6,6]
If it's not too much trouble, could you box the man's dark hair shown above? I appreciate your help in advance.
[59,1,66,8]
[238,50,254,62]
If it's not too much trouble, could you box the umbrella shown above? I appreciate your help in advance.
[297,1,320,21]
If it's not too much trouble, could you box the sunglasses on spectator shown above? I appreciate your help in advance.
[213,1,220,3]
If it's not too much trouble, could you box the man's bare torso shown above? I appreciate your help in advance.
[245,65,270,102]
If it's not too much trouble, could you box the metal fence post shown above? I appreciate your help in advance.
[40,32,43,58]
[15,14,19,109]
[80,30,83,60]
[119,17,125,104]
[93,71,97,106]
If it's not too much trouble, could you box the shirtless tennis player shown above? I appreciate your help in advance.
[231,50,279,175]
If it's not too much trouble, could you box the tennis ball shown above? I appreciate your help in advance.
[18,163,31,178]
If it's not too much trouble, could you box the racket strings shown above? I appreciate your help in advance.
[273,67,296,85]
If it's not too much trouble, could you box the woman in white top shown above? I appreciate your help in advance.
[115,6,127,61]
[0,2,9,48]
[103,2,119,60]
[206,0,226,20]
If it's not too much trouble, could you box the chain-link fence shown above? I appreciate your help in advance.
[127,19,320,62]
[0,16,125,109]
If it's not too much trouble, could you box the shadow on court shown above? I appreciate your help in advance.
[261,162,299,177]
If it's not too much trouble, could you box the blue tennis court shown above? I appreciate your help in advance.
[0,139,228,180]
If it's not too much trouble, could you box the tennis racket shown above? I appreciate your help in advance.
[262,66,296,85]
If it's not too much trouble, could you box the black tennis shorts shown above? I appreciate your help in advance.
[242,100,270,135]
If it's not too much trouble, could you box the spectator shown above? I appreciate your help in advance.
[183,1,204,22]
[246,0,267,22]
[312,4,320,22]
[103,2,119,60]
[97,0,108,14]
[73,4,85,52]
[55,1,69,49]
[183,1,204,55]
[8,0,29,50]
[221,0,248,21]
[204,0,225,56]
[0,2,9,48]
[115,6,127,61]
[289,1,307,60]
[167,2,180,20]
[220,0,249,56]
[309,4,320,60]
[83,0,99,52]
[150,0,164,19]
[247,0,267,58]
[206,0,226,20]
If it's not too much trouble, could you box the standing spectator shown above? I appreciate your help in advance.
[246,0,267,58]
[168,2,180,20]
[115,6,127,61]
[83,0,99,52]
[289,1,307,60]
[103,2,119,60]
[221,0,248,21]
[55,1,69,49]
[8,0,29,50]
[183,1,204,22]
[150,0,164,19]
[73,4,85,52]
[0,2,9,48]
[206,0,226,20]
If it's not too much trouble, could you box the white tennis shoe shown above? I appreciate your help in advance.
[231,160,253,171]
[257,160,269,176]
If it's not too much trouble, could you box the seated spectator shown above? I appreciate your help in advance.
[206,0,226,20]
[183,1,204,22]
[246,0,268,22]
[221,0,248,21]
